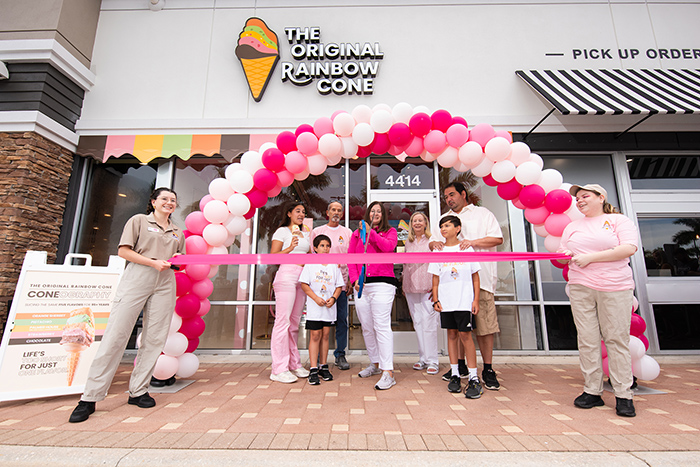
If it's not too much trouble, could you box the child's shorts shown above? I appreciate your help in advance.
[306,320,335,330]
[440,310,473,333]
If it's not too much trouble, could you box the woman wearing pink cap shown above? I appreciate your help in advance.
[559,184,639,418]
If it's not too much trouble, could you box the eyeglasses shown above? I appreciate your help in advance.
[157,197,177,203]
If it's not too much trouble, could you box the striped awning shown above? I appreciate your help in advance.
[516,69,700,115]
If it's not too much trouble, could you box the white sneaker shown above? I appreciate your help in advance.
[291,367,310,378]
[358,365,382,378]
[374,371,396,390]
[270,371,298,383]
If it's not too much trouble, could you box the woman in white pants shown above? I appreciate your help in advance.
[403,212,440,375]
[348,202,398,390]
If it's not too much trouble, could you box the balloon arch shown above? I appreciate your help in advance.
[150,103,659,383]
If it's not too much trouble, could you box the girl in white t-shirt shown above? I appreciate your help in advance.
[269,202,312,384]
[299,235,344,385]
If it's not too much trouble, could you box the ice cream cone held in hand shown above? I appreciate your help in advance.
[60,307,95,386]
[235,17,280,102]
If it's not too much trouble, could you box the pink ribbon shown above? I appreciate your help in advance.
[170,251,569,266]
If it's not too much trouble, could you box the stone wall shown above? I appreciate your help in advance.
[0,132,74,325]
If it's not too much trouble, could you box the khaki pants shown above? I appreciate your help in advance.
[569,284,634,400]
[83,263,176,401]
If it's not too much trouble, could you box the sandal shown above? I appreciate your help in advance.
[413,362,426,371]
[426,365,439,375]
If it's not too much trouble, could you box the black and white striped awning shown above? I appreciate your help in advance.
[516,69,700,115]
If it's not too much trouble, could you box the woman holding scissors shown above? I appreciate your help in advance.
[348,202,398,390]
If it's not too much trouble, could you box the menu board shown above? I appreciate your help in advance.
[0,251,125,401]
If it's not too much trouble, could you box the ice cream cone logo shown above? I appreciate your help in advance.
[235,17,280,102]
[60,307,95,386]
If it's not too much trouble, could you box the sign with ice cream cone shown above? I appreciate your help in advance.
[0,251,125,402]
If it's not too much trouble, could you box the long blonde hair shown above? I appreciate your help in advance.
[407,212,431,242]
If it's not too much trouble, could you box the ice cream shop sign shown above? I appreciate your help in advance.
[235,17,383,102]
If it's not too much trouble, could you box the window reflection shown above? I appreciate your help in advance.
[627,155,700,190]
[639,217,700,277]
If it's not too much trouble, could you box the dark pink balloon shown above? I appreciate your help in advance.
[431,109,453,132]
[512,197,526,210]
[180,316,206,339]
[497,179,522,200]
[371,133,391,154]
[388,122,412,147]
[601,340,608,359]
[630,313,647,337]
[246,188,268,209]
[452,116,468,127]
[409,112,432,138]
[185,264,210,281]
[243,205,256,219]
[175,272,192,297]
[253,168,278,192]
[175,294,200,319]
[519,184,546,208]
[562,263,569,281]
[262,148,286,172]
[483,174,498,187]
[276,131,297,154]
[638,334,650,351]
[185,337,200,353]
[550,259,567,269]
[294,124,314,136]
[357,145,372,158]
[545,189,573,214]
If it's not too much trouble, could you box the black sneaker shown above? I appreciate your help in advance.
[68,400,95,423]
[458,363,469,379]
[150,376,167,387]
[447,375,461,393]
[615,397,636,417]
[128,392,156,408]
[319,365,333,381]
[465,378,483,399]
[482,368,500,391]
[442,369,452,382]
[308,369,320,385]
[335,355,350,370]
[574,392,604,409]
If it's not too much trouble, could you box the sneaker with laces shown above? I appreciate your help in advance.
[335,355,350,370]
[482,368,500,390]
[358,365,382,378]
[291,367,310,378]
[69,400,95,423]
[270,370,298,383]
[442,369,452,381]
[308,369,320,385]
[319,365,333,381]
[458,363,469,378]
[374,371,396,390]
[574,392,604,409]
[413,361,426,371]
[465,378,483,399]
[615,397,636,417]
[447,375,461,393]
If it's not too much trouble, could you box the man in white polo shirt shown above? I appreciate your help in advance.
[429,181,504,390]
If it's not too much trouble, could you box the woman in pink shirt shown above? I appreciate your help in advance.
[559,184,639,418]
[402,212,440,375]
[348,202,398,390]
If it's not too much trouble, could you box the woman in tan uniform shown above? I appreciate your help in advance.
[69,187,185,423]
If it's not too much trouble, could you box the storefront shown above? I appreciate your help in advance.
[1,1,699,356]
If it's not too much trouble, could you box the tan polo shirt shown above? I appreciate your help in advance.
[119,213,185,260]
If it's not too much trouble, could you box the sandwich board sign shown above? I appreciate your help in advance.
[0,251,125,402]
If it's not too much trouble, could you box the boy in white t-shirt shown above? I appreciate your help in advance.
[299,235,344,385]
[427,215,483,399]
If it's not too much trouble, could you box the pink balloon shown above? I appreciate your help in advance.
[313,117,334,137]
[512,197,526,210]
[185,235,209,255]
[276,170,295,187]
[295,124,314,136]
[267,183,282,198]
[246,188,268,209]
[424,130,447,153]
[544,213,571,237]
[494,130,513,143]
[182,229,192,239]
[175,294,200,319]
[276,131,297,154]
[602,356,609,376]
[253,168,278,192]
[638,334,649,351]
[185,211,209,235]
[524,206,551,225]
[409,112,432,137]
[152,355,179,380]
[601,340,608,359]
[388,123,412,147]
[191,278,214,299]
[497,179,522,201]
[469,123,496,149]
[198,298,211,317]
[562,263,569,281]
[630,313,647,336]
[431,109,453,132]
[175,272,192,297]
[452,116,468,127]
[483,174,498,187]
[180,316,206,339]
[296,132,318,155]
[185,263,210,281]
[185,337,200,353]
[371,132,391,154]
[404,136,425,157]
[198,194,214,212]
[285,151,307,174]
[545,189,573,214]
[446,124,469,147]
[519,184,546,209]
[262,148,285,172]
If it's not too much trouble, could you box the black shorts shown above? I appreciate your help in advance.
[306,320,335,330]
[440,311,473,333]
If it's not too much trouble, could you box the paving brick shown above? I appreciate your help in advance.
[269,433,293,450]
[422,434,447,451]
[404,434,427,451]
[476,435,506,451]
[348,433,367,450]
[366,433,387,450]
[289,433,312,450]
[248,433,275,450]
[496,435,527,451]
[385,434,407,451]
[328,433,348,450]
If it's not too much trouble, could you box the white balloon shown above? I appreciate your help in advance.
[340,136,358,159]
[294,168,310,181]
[509,142,531,166]
[227,192,251,216]
[326,151,343,166]
[352,104,373,124]
[333,112,356,137]
[153,354,179,379]
[228,170,254,194]
[515,161,542,185]
[471,157,495,177]
[392,102,413,124]
[484,137,512,162]
[538,169,564,193]
[413,105,430,115]
[629,336,646,360]
[318,133,341,158]
[491,160,516,183]
[240,150,264,173]
[352,122,375,146]
[202,200,230,224]
[544,235,562,252]
[169,314,182,335]
[372,103,392,113]
[567,203,585,220]
[224,215,247,236]
[225,163,243,182]
[202,223,228,247]
[308,154,328,175]
[136,332,142,348]
[458,141,484,167]
[258,142,277,154]
[370,109,393,133]
[207,264,220,278]
[529,153,544,169]
[633,355,660,381]
[453,162,469,173]
[207,245,228,255]
[163,332,189,357]
[176,353,200,378]
[436,146,459,168]
[208,178,234,201]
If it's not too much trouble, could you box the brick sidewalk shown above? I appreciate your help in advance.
[1,361,699,451]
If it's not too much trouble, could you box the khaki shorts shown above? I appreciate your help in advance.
[474,290,500,336]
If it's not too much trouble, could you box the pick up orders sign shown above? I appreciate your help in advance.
[0,251,125,402]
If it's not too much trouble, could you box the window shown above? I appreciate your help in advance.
[638,217,700,277]
[627,155,700,190]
